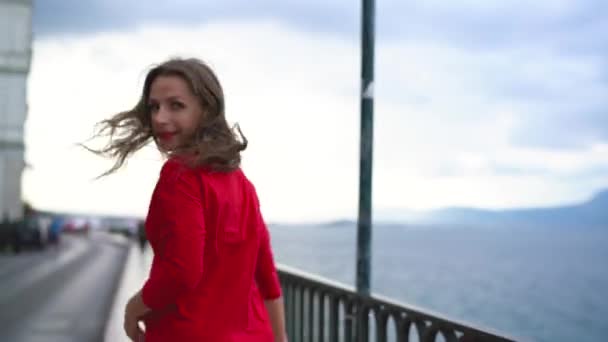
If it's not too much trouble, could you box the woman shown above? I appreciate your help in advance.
[89,58,287,341]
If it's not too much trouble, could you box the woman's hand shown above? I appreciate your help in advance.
[123,307,144,341]
[124,290,151,341]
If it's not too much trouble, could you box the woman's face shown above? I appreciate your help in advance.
[149,75,203,152]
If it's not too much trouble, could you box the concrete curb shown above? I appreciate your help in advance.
[103,242,152,342]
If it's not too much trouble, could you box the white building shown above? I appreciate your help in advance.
[0,0,32,220]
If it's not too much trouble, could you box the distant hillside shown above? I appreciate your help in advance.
[407,189,608,228]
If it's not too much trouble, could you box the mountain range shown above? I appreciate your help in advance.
[355,189,608,229]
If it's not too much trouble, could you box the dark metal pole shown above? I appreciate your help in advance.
[356,0,375,296]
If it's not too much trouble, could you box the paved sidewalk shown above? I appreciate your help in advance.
[0,232,129,342]
[103,243,152,342]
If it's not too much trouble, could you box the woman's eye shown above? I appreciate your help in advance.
[148,103,159,112]
[170,102,184,110]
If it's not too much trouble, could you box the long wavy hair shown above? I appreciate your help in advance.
[85,57,247,177]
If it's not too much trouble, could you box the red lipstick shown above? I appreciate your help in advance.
[157,132,176,141]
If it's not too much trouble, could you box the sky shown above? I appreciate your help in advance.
[22,0,608,222]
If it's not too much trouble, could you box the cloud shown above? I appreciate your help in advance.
[34,1,606,47]
[24,18,608,221]
[34,1,608,53]
[377,40,608,150]
[33,1,608,151]
[33,0,358,38]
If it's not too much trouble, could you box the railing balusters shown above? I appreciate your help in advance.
[415,318,428,342]
[329,296,339,342]
[443,329,459,342]
[289,283,297,341]
[357,304,370,342]
[396,315,410,342]
[422,322,439,342]
[284,282,293,340]
[278,267,515,342]
[298,286,304,342]
[345,299,355,342]
[375,309,388,342]
[318,292,326,342]
[308,288,315,342]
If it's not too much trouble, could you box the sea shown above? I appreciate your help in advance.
[269,223,608,342]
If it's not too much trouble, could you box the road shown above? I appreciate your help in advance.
[0,232,129,342]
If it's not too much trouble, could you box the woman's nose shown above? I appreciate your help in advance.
[152,106,170,124]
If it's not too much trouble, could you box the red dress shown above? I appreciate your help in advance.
[141,158,282,341]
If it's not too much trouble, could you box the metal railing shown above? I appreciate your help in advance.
[278,264,517,342]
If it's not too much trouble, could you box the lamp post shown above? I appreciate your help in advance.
[356,0,375,296]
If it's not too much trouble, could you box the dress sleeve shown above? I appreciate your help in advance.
[255,212,282,300]
[141,161,206,310]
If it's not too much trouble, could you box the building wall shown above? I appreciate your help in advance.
[0,0,32,220]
